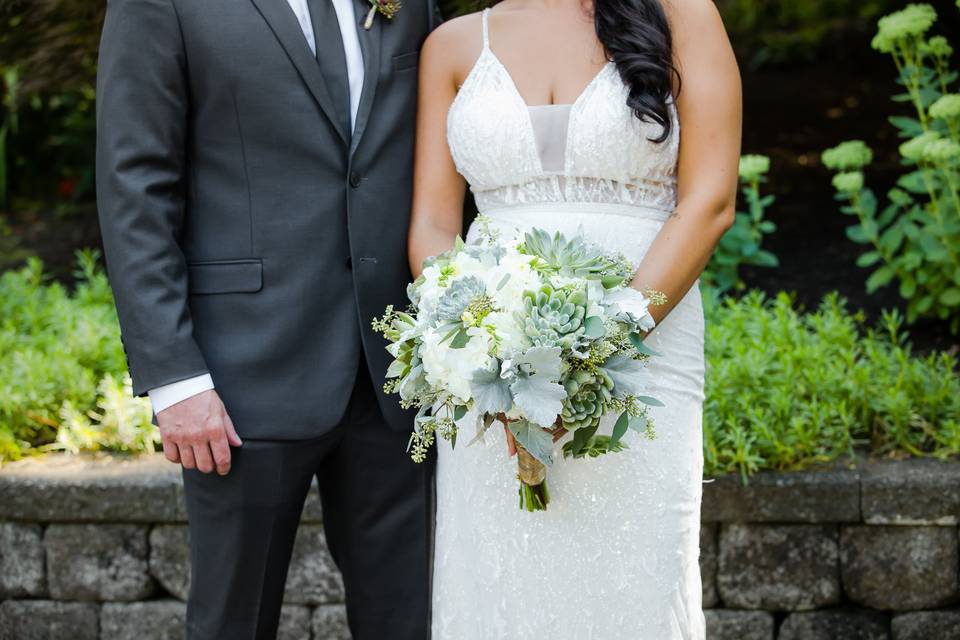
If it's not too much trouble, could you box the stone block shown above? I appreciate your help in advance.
[312,604,351,640]
[0,522,46,597]
[717,524,839,610]
[779,609,890,640]
[0,600,99,640]
[862,459,960,525]
[700,523,718,608]
[0,454,183,523]
[278,605,313,640]
[302,480,323,523]
[149,525,190,601]
[284,525,344,605]
[841,526,959,610]
[703,609,773,640]
[892,610,960,640]
[100,600,186,640]
[702,467,860,523]
[46,524,154,601]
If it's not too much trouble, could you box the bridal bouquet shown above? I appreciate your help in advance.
[373,219,664,511]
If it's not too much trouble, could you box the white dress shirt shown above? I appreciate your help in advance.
[148,0,365,414]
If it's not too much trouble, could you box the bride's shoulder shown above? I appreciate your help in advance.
[660,0,726,38]
[421,12,486,82]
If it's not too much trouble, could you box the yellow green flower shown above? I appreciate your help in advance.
[822,141,874,171]
[738,154,771,182]
[924,138,960,163]
[832,172,865,193]
[899,131,941,162]
[930,94,960,120]
[924,36,953,58]
[872,4,938,53]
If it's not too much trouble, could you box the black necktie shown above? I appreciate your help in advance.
[307,0,352,138]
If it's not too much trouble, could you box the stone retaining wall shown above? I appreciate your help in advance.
[1,455,959,639]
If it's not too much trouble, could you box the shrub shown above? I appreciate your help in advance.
[0,252,155,461]
[703,290,960,480]
[823,2,960,332]
[3,260,959,479]
[703,154,779,293]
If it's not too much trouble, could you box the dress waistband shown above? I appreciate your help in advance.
[479,202,674,223]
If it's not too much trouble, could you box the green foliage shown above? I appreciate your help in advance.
[3,258,959,481]
[703,290,960,480]
[703,154,779,293]
[824,3,960,332]
[0,252,156,461]
[0,0,103,205]
[714,0,903,67]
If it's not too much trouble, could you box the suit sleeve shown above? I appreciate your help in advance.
[96,0,209,397]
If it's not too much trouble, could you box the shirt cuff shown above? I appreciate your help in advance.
[148,374,215,415]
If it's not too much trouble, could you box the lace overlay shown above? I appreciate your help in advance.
[446,11,680,215]
[434,10,705,639]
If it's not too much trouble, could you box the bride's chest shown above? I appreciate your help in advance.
[445,54,679,189]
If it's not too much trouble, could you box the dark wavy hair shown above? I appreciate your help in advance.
[593,0,679,143]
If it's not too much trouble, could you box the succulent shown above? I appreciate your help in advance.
[560,368,614,431]
[436,276,487,323]
[520,284,587,349]
[522,229,627,279]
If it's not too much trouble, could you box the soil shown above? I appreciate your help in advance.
[4,13,959,354]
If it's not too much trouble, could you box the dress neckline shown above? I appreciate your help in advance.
[478,7,614,111]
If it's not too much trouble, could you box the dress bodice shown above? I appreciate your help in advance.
[446,8,680,214]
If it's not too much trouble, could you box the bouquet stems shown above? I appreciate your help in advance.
[516,443,550,511]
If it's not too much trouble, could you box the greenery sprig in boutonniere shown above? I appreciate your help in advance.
[364,0,401,29]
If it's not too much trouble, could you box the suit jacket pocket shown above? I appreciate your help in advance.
[392,51,420,71]
[188,259,263,295]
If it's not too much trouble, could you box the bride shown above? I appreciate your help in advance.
[408,0,740,636]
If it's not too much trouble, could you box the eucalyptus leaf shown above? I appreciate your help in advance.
[628,332,661,357]
[508,420,555,467]
[609,411,630,449]
[628,414,649,433]
[636,395,665,407]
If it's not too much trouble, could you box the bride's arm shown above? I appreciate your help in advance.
[629,0,742,324]
[407,19,473,278]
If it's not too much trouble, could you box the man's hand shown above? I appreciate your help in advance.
[156,390,242,475]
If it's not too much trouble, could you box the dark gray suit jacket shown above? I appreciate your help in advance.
[96,0,437,438]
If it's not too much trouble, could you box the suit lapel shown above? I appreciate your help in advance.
[350,0,382,157]
[250,0,350,146]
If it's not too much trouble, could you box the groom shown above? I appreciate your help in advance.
[96,0,439,637]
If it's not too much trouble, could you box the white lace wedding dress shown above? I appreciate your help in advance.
[432,10,706,639]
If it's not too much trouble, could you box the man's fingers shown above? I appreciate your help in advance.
[223,413,243,447]
[179,444,197,470]
[193,442,216,474]
[209,432,232,476]
[161,436,181,464]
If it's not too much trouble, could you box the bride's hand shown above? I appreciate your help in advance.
[498,414,567,457]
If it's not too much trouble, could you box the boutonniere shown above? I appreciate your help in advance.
[364,0,402,29]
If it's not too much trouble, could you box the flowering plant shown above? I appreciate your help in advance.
[823,2,960,332]
[373,220,664,511]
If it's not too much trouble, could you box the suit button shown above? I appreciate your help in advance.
[349,172,362,188]
[345,256,352,269]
